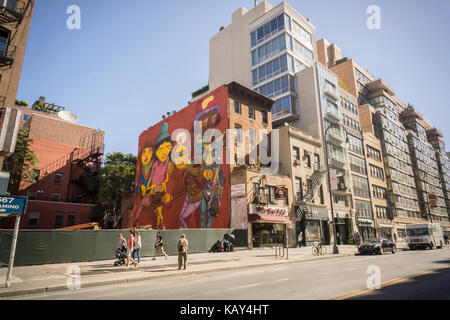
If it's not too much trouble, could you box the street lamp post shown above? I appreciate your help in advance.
[323,122,341,254]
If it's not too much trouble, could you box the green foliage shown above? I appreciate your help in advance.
[2,126,39,194]
[96,152,137,224]
[32,104,51,114]
[335,57,348,65]
[15,99,29,107]
[191,85,209,99]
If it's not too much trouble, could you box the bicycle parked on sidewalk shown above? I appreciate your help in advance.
[312,241,327,256]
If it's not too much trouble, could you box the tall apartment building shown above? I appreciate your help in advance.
[0,0,35,108]
[0,98,105,229]
[400,107,448,223]
[426,128,450,220]
[318,38,450,237]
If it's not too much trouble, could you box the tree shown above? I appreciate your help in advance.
[96,152,136,227]
[2,126,39,194]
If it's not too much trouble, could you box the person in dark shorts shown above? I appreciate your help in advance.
[152,231,168,260]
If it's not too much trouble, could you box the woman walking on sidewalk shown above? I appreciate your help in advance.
[152,231,168,260]
[126,230,138,268]
[178,234,189,270]
[132,230,142,264]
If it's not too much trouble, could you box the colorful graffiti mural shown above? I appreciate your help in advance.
[131,87,230,230]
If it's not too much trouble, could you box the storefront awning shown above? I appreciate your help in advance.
[249,214,292,224]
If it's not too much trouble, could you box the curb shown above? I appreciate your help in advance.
[0,252,356,298]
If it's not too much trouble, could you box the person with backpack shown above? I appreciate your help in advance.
[178,234,189,270]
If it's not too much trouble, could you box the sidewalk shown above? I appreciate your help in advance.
[0,245,357,298]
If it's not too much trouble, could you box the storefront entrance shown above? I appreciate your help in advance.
[335,218,351,245]
[251,223,285,247]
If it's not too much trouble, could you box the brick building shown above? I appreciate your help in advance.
[0,98,105,229]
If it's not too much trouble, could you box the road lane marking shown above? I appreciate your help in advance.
[274,278,289,282]
[229,282,264,290]
[335,264,450,300]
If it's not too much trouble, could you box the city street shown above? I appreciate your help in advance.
[7,247,450,300]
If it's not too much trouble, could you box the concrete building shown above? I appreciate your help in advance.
[0,98,105,229]
[400,107,448,223]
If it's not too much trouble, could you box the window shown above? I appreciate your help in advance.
[33,169,40,183]
[367,145,381,161]
[292,19,312,44]
[0,28,10,56]
[28,211,40,227]
[22,114,30,122]
[314,154,320,170]
[295,177,303,201]
[234,99,241,114]
[272,95,297,119]
[292,38,313,62]
[3,0,17,11]
[372,185,387,199]
[376,206,388,219]
[304,153,311,168]
[347,135,363,155]
[352,175,370,198]
[253,183,260,201]
[261,110,268,124]
[235,124,242,145]
[256,74,294,98]
[54,212,64,228]
[253,54,289,85]
[51,192,61,202]
[67,213,76,227]
[251,34,288,65]
[293,147,300,161]
[349,154,367,175]
[369,164,385,181]
[355,200,373,218]
[54,172,63,185]
[318,185,324,204]
[251,14,286,47]
[248,106,255,119]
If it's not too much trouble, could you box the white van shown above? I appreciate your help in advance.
[405,223,444,250]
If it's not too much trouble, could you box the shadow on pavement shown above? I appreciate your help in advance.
[348,266,450,300]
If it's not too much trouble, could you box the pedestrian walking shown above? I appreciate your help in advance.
[126,230,138,268]
[132,230,142,264]
[393,233,397,244]
[297,232,303,248]
[152,231,168,260]
[354,232,361,246]
[178,234,189,270]
[444,234,449,245]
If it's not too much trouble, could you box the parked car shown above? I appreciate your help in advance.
[358,238,396,255]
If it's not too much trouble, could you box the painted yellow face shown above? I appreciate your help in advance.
[141,147,153,166]
[156,141,173,162]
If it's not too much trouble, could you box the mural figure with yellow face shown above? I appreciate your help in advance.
[133,142,154,226]
[148,123,174,229]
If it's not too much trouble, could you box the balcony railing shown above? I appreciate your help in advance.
[0,43,16,68]
[0,0,26,24]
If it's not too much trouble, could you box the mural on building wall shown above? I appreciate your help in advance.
[130,87,230,230]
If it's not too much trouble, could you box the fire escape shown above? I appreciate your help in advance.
[294,167,328,222]
[0,1,28,104]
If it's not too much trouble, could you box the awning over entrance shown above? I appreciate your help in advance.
[249,214,292,224]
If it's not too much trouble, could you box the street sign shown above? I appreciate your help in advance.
[428,192,437,208]
[0,196,28,216]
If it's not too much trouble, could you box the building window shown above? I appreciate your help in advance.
[349,154,367,175]
[318,185,324,204]
[235,124,242,145]
[304,153,311,168]
[295,177,303,201]
[367,145,382,161]
[33,169,40,183]
[234,99,241,114]
[355,200,373,219]
[261,110,268,124]
[347,135,364,155]
[67,213,76,227]
[54,212,64,228]
[0,28,10,57]
[51,192,61,202]
[314,154,320,171]
[22,114,30,122]
[248,106,255,119]
[54,172,63,185]
[28,211,40,227]
[369,164,385,181]
[372,185,387,199]
[352,175,370,198]
[293,147,300,161]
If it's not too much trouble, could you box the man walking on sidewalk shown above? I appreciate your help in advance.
[152,231,168,260]
[178,234,189,270]
[126,230,138,268]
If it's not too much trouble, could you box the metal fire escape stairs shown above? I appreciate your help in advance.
[294,167,328,222]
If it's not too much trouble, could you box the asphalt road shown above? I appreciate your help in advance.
[8,247,450,300]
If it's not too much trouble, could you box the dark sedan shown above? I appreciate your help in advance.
[358,238,396,255]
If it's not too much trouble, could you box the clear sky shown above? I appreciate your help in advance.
[17,0,450,155]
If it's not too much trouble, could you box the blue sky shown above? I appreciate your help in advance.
[17,0,450,155]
